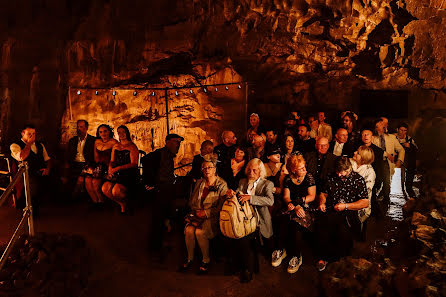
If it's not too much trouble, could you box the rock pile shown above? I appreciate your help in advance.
[322,168,446,297]
[0,233,89,297]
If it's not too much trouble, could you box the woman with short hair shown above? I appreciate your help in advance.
[272,154,316,273]
[180,156,228,274]
[351,145,376,236]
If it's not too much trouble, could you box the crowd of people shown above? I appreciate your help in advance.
[9,110,418,283]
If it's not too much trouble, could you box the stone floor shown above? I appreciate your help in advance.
[0,192,406,297]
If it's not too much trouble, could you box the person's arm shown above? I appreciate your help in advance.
[318,192,327,211]
[334,199,369,211]
[108,146,116,173]
[304,185,316,204]
[250,180,274,207]
[94,140,100,163]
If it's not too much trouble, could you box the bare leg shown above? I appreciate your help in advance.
[195,228,210,263]
[102,182,114,200]
[185,225,196,261]
[92,178,105,203]
[111,184,128,212]
[85,176,98,203]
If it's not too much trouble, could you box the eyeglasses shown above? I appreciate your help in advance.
[202,166,215,171]
[296,167,306,172]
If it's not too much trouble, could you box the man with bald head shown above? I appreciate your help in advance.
[305,136,337,189]
[329,128,354,157]
[247,134,266,162]
[214,130,237,173]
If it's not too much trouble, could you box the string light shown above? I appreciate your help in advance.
[77,90,81,95]
[225,86,229,91]
[238,85,242,89]
[112,90,116,96]
[215,87,218,91]
[152,92,155,96]
[175,91,179,96]
[203,88,207,93]
[95,91,99,95]
[189,89,193,94]
[133,91,137,96]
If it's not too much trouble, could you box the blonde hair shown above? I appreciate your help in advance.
[245,158,267,178]
[357,145,374,165]
[286,154,306,174]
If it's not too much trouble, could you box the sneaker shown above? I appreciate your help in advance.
[271,249,287,267]
[287,255,302,274]
[317,260,328,272]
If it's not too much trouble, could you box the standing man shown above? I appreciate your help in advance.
[65,119,95,197]
[372,119,405,214]
[305,137,337,189]
[265,129,280,156]
[10,124,51,215]
[317,112,333,141]
[395,123,418,197]
[142,133,184,255]
[329,128,354,158]
[214,130,237,174]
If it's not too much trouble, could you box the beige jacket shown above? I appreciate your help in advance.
[372,133,405,176]
[317,123,332,141]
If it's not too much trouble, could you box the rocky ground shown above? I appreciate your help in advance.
[0,171,444,297]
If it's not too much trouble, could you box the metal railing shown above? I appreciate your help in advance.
[0,162,34,270]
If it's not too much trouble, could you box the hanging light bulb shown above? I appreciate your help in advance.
[112,90,116,96]
[175,91,179,96]
[152,92,155,96]
[238,85,242,89]
[189,89,193,94]
[203,88,207,93]
[225,86,229,91]
[95,91,99,95]
[133,91,137,96]
[215,87,218,92]
[77,90,81,95]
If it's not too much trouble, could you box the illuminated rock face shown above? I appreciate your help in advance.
[0,0,445,153]
[61,67,245,164]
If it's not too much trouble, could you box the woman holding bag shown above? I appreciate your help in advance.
[180,156,228,274]
[271,154,316,273]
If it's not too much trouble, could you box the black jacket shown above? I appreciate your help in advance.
[67,134,95,164]
[304,151,337,188]
[329,140,355,158]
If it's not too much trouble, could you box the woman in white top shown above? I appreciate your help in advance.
[350,145,376,227]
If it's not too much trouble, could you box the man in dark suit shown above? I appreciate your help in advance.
[329,128,355,158]
[296,123,316,154]
[305,137,337,190]
[65,119,95,196]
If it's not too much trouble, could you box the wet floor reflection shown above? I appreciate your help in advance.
[389,168,406,221]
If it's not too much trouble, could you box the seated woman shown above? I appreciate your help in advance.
[281,135,301,169]
[85,124,117,207]
[220,146,248,191]
[350,145,376,238]
[272,154,316,274]
[225,158,274,283]
[180,156,228,274]
[315,156,369,272]
[102,125,138,214]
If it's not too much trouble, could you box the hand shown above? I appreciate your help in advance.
[108,167,116,175]
[387,153,395,163]
[40,168,50,176]
[145,185,155,191]
[319,203,326,212]
[195,209,206,218]
[334,203,345,212]
[28,133,36,144]
[287,202,295,211]
[395,160,402,168]
[238,194,251,204]
[294,205,305,218]
[225,189,235,198]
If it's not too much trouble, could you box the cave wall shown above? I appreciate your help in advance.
[0,0,446,158]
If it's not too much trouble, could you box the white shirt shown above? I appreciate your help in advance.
[74,136,87,163]
[10,140,51,162]
[333,141,344,156]
[350,159,375,223]
[247,177,261,203]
